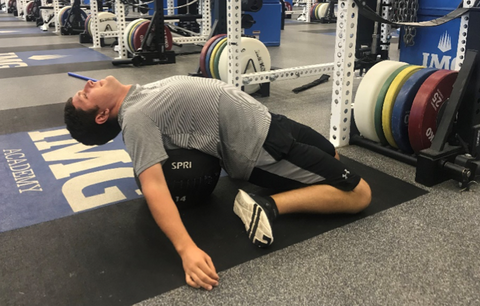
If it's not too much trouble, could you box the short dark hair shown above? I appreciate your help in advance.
[64,97,121,146]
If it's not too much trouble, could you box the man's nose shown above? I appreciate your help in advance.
[84,80,94,91]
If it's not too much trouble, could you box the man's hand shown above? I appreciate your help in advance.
[180,246,219,290]
[139,164,219,290]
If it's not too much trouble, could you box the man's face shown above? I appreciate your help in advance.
[71,75,120,112]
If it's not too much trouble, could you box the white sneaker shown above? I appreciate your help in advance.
[233,189,274,247]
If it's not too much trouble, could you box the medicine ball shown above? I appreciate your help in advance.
[135,148,222,208]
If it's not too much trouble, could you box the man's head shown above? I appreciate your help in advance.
[64,76,129,146]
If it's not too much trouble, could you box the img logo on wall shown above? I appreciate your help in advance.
[0,127,142,232]
[399,18,461,70]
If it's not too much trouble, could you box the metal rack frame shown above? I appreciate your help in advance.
[226,0,471,148]
[91,0,211,58]
[455,0,473,70]
[16,0,25,20]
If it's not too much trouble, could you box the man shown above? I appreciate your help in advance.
[64,75,371,291]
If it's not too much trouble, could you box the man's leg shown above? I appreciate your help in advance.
[272,178,371,215]
[234,113,371,246]
[235,133,373,245]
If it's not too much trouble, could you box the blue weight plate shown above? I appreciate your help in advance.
[391,68,437,154]
[61,8,71,25]
[205,35,226,78]
[62,8,87,26]
[200,34,226,77]
[310,3,319,20]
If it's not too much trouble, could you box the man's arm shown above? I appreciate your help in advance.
[139,163,219,290]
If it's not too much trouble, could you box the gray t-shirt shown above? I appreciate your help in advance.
[118,76,271,180]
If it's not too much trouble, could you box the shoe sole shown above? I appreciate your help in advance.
[233,190,273,247]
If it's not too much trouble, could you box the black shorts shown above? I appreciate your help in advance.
[248,113,361,192]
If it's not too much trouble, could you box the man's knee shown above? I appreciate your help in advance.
[334,150,340,160]
[349,178,371,213]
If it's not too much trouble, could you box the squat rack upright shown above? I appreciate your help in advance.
[224,0,478,187]
[223,0,472,146]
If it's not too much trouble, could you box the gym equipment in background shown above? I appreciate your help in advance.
[59,1,88,35]
[81,11,118,46]
[112,0,176,66]
[198,36,271,95]
[350,49,480,188]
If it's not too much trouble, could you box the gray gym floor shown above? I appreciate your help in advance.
[1,11,479,306]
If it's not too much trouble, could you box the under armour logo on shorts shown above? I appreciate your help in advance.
[342,169,350,180]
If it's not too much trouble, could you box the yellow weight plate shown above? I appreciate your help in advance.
[374,65,410,145]
[314,3,321,20]
[209,37,227,79]
[213,39,228,80]
[129,20,149,54]
[124,19,144,54]
[382,65,424,148]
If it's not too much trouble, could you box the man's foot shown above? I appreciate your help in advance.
[233,189,274,247]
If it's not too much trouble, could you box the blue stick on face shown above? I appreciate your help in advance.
[68,72,98,82]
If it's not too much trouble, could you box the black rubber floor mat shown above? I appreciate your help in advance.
[0,156,427,306]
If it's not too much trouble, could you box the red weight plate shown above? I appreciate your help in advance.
[205,35,225,78]
[199,34,226,77]
[26,1,34,15]
[133,21,150,52]
[130,20,147,54]
[408,70,458,153]
[85,14,91,37]
[132,23,173,52]
[164,25,173,51]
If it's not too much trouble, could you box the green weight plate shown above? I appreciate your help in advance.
[199,34,226,77]
[129,21,145,54]
[381,65,423,148]
[205,35,225,78]
[213,38,228,80]
[210,37,227,79]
